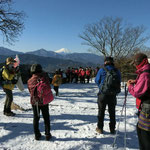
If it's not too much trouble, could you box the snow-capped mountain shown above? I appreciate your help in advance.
[55,48,71,55]
[0,47,103,67]
[25,48,103,65]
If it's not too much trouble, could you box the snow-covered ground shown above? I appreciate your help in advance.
[0,80,139,150]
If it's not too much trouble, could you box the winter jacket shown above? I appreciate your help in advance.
[95,65,121,90]
[78,69,82,76]
[80,70,85,77]
[27,72,50,105]
[2,66,15,90]
[128,64,150,102]
[52,74,62,86]
[86,70,91,76]
[75,69,79,75]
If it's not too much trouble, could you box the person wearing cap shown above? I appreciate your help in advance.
[2,57,19,116]
[27,64,52,141]
[127,53,150,150]
[95,56,121,134]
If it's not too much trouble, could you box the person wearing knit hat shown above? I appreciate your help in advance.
[6,57,16,65]
[127,53,150,150]
[2,57,18,116]
[95,56,121,134]
[27,64,52,141]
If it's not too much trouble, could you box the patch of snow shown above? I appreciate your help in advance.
[0,80,139,150]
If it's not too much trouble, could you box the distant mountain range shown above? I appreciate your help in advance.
[0,47,104,71]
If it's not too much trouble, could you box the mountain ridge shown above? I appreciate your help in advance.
[0,47,103,71]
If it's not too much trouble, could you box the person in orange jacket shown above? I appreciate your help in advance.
[52,71,62,96]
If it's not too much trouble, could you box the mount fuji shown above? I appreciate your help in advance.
[54,48,71,55]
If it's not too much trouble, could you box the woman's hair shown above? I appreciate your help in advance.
[104,56,114,66]
[133,53,147,65]
[30,64,42,74]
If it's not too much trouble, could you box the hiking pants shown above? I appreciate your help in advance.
[32,104,51,136]
[97,94,116,130]
[137,124,150,150]
[54,86,59,96]
[3,88,13,113]
[86,76,90,83]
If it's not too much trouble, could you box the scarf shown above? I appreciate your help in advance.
[136,58,149,70]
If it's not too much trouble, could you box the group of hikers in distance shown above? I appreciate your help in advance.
[0,52,150,150]
[64,67,96,84]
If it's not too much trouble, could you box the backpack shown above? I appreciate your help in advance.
[100,67,121,95]
[0,68,4,86]
[33,77,54,105]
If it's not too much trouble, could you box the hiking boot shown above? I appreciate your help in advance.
[35,133,42,140]
[110,129,116,134]
[96,127,103,134]
[4,111,16,116]
[45,134,52,141]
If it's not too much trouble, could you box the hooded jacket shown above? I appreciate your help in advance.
[128,64,150,103]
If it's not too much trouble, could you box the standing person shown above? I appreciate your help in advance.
[86,67,91,83]
[95,57,121,134]
[127,53,150,150]
[27,64,52,141]
[66,67,71,83]
[80,68,85,83]
[74,68,79,83]
[2,57,19,116]
[52,70,62,96]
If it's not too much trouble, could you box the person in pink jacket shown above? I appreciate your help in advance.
[127,53,150,150]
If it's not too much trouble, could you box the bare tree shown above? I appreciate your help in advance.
[0,0,25,44]
[79,16,150,59]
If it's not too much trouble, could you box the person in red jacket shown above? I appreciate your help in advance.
[74,68,79,83]
[86,67,91,83]
[28,64,52,141]
[78,67,82,83]
[80,68,85,83]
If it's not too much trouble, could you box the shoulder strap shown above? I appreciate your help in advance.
[142,70,150,73]
[103,67,108,72]
[103,67,117,72]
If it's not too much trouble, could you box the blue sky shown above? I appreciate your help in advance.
[0,0,150,53]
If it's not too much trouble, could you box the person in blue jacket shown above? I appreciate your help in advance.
[95,57,121,134]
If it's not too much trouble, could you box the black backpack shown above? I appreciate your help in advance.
[100,67,121,95]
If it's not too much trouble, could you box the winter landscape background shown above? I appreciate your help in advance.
[0,47,104,72]
[0,80,139,150]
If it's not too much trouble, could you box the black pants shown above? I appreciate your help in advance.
[32,104,50,136]
[54,86,59,96]
[3,88,13,113]
[86,76,90,83]
[97,93,116,130]
[137,124,150,150]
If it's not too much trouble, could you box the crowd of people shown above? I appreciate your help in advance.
[55,66,99,84]
[1,53,150,150]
